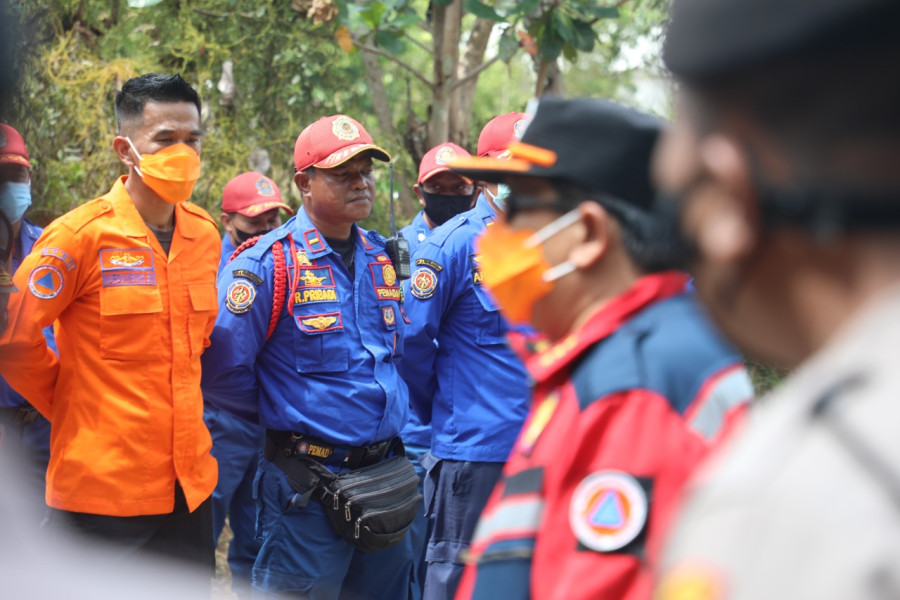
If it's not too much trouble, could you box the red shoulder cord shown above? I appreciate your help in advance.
[285,233,302,316]
[227,234,289,341]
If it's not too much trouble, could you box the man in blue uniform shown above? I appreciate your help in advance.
[218,171,293,271]
[207,171,292,598]
[201,114,414,599]
[399,141,478,600]
[400,142,477,253]
[0,123,55,507]
[398,119,532,600]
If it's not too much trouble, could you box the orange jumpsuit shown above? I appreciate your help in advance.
[0,176,219,516]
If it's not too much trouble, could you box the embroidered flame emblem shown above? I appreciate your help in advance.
[296,251,312,266]
[302,315,338,330]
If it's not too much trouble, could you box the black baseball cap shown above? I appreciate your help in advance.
[449,96,661,210]
[664,0,900,83]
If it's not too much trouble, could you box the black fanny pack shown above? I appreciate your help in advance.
[266,433,421,552]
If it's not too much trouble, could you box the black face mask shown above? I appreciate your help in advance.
[421,190,476,226]
[233,226,273,245]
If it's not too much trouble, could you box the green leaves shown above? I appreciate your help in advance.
[464,0,502,21]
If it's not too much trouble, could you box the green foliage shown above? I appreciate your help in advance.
[9,0,377,230]
[7,0,670,236]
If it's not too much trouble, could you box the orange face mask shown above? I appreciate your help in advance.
[475,209,580,325]
[127,138,201,204]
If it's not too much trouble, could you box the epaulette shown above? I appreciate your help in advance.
[57,197,114,234]
[236,226,291,262]
[422,213,469,249]
[180,201,219,228]
[359,226,387,250]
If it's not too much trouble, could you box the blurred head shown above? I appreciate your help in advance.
[655,0,900,364]
[476,112,531,211]
[451,97,672,340]
[292,115,391,237]
[0,123,32,225]
[220,172,293,246]
[414,143,477,228]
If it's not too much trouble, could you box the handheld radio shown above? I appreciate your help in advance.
[384,162,411,280]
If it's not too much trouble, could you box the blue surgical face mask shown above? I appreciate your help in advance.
[0,181,32,224]
[486,183,511,211]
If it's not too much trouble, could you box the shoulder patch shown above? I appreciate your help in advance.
[225,280,256,314]
[41,247,77,271]
[410,266,438,299]
[569,471,648,553]
[415,258,443,272]
[232,269,263,286]
[28,264,64,299]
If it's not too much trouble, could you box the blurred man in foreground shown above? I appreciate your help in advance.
[448,96,752,599]
[654,1,900,598]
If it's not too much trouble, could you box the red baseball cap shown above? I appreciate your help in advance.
[476,112,531,158]
[417,142,473,184]
[0,124,30,168]
[293,114,391,172]
[222,172,294,217]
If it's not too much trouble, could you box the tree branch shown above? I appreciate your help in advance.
[449,55,500,91]
[354,41,434,90]
[404,33,432,54]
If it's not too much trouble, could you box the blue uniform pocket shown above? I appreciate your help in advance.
[291,310,349,374]
[471,287,507,346]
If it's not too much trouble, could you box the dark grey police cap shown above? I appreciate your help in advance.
[663,0,900,82]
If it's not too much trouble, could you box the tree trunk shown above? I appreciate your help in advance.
[429,0,462,148]
[534,58,564,97]
[449,17,494,149]
[358,44,415,217]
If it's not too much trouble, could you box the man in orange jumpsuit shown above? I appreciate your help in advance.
[0,73,219,588]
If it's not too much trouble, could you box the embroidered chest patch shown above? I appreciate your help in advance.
[99,248,156,287]
[369,263,401,301]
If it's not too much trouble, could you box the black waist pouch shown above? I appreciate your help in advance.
[268,438,421,552]
[318,454,421,552]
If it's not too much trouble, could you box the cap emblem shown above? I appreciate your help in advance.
[332,116,360,141]
[256,177,275,197]
[513,119,529,139]
[435,146,457,165]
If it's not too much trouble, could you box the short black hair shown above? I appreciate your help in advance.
[552,180,687,275]
[114,73,201,133]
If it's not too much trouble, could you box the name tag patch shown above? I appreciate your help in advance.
[232,269,263,286]
[469,253,483,285]
[99,248,156,287]
[294,288,339,304]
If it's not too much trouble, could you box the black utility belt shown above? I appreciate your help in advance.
[265,430,421,553]
[265,430,396,470]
